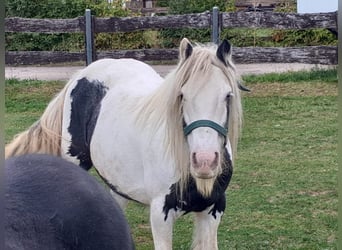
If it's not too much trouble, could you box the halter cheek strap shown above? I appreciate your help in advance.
[183,120,227,138]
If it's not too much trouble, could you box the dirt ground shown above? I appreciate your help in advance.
[247,82,338,97]
[5,63,335,81]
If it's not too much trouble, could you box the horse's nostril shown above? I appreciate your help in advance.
[214,152,219,166]
[192,152,197,164]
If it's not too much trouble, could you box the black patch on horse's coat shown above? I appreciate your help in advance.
[5,154,135,250]
[68,77,108,170]
[163,149,233,220]
[216,39,231,66]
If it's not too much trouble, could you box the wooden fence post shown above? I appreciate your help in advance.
[85,9,95,65]
[211,7,220,44]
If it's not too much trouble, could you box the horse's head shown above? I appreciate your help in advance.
[168,38,244,197]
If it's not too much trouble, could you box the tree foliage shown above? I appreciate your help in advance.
[6,0,129,18]
[6,0,89,18]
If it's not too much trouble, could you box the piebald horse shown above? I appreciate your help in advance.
[6,38,247,249]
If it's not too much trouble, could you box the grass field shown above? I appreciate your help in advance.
[5,69,338,249]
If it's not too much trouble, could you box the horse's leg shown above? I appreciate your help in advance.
[150,196,178,250]
[191,206,224,250]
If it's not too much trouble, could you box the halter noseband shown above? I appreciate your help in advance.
[183,120,227,138]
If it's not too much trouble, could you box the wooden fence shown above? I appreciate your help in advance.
[5,10,338,65]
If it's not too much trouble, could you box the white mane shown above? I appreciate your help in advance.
[134,42,242,194]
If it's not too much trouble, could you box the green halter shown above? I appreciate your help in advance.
[183,120,227,138]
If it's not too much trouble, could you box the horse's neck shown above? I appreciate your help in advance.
[135,72,174,121]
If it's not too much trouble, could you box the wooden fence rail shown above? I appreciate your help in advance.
[5,17,85,33]
[5,10,338,65]
[221,11,337,29]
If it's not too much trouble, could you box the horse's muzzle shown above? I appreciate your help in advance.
[191,151,219,179]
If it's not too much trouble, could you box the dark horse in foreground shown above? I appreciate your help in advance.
[5,154,135,250]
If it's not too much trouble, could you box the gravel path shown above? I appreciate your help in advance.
[5,63,334,81]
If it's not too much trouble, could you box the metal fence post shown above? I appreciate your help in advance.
[85,9,94,65]
[211,6,220,44]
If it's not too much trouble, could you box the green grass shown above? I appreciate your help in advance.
[231,96,337,249]
[5,79,65,142]
[242,68,338,84]
[5,71,337,249]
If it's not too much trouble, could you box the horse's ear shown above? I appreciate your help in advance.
[179,38,193,62]
[216,39,231,66]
